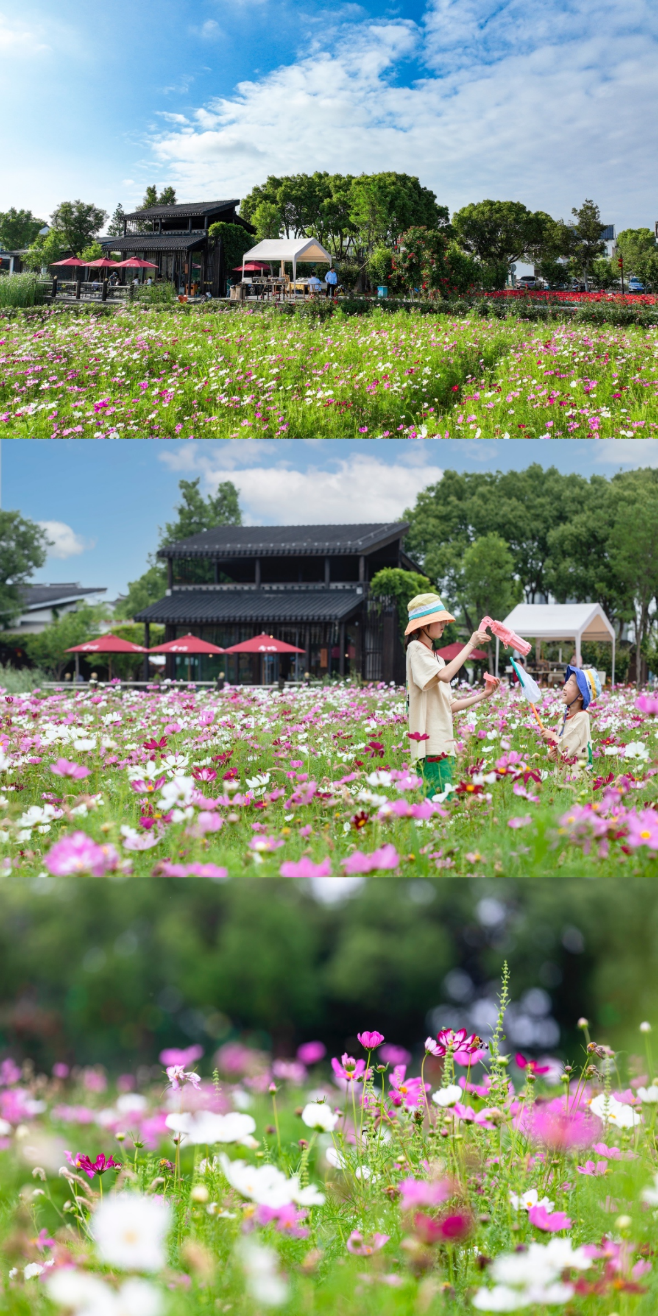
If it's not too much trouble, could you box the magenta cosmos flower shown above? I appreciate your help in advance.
[357,1031,385,1050]
[279,857,333,877]
[160,1045,204,1067]
[528,1205,572,1232]
[425,1029,484,1058]
[65,1151,121,1179]
[49,759,90,779]
[44,832,119,877]
[524,1099,597,1151]
[625,809,658,850]
[346,1230,390,1255]
[153,862,228,878]
[166,1065,201,1091]
[297,1041,326,1065]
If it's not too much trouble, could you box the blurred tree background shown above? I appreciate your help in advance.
[0,878,656,1075]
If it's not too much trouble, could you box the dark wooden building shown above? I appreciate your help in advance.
[134,523,419,684]
[99,199,254,296]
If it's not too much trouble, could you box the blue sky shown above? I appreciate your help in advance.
[1,0,657,232]
[4,439,658,601]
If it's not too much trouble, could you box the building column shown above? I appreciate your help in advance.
[324,556,330,586]
[254,558,261,586]
[167,558,173,590]
[339,621,346,678]
[359,555,366,583]
[143,622,150,682]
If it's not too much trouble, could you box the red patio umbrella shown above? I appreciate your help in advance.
[148,634,225,654]
[114,258,159,269]
[65,633,147,682]
[435,642,489,661]
[232,262,271,272]
[51,257,87,268]
[86,258,120,270]
[224,634,305,654]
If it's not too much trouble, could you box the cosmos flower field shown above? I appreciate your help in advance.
[2,993,658,1315]
[2,307,658,438]
[1,678,657,879]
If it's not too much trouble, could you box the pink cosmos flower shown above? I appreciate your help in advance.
[50,759,91,779]
[399,1178,453,1209]
[407,732,430,742]
[625,809,658,850]
[528,1205,572,1231]
[297,1041,326,1065]
[341,844,399,874]
[255,1204,309,1238]
[279,857,334,877]
[44,832,120,877]
[248,834,284,852]
[380,1044,411,1066]
[331,1053,368,1083]
[525,1099,597,1151]
[389,1064,429,1109]
[577,1160,608,1176]
[516,1053,552,1075]
[507,814,532,829]
[160,1045,204,1067]
[0,1059,21,1086]
[414,1211,472,1244]
[346,1230,390,1255]
[166,1065,201,1091]
[592,1142,623,1160]
[426,1029,484,1058]
[357,1031,385,1050]
[191,766,217,782]
[153,862,228,878]
[185,812,224,838]
[272,1060,307,1084]
[130,776,166,794]
[52,1063,69,1080]
[636,694,658,715]
[35,1229,56,1250]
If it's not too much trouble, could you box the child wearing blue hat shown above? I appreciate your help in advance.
[541,665,601,767]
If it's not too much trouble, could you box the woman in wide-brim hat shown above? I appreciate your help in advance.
[405,593,499,800]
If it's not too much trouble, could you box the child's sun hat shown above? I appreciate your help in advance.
[564,664,601,710]
[405,593,455,636]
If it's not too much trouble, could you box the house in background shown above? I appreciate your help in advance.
[134,522,418,683]
[13,583,107,634]
[99,199,255,297]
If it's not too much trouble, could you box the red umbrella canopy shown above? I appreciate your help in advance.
[233,262,271,271]
[52,257,87,267]
[115,258,158,269]
[435,642,489,661]
[149,633,225,655]
[224,633,305,655]
[86,257,120,269]
[65,634,147,654]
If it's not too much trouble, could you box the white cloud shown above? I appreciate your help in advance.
[39,521,92,560]
[189,20,225,40]
[213,453,443,523]
[595,440,658,466]
[148,0,658,227]
[0,14,48,55]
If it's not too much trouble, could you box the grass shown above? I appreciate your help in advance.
[2,305,657,436]
[0,679,656,879]
[1,979,658,1315]
[0,273,50,309]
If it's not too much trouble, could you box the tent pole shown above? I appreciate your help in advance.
[495,636,499,678]
[611,634,615,691]
[576,631,582,667]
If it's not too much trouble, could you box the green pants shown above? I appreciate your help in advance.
[419,756,453,798]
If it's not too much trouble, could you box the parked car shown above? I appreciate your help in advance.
[627,277,645,292]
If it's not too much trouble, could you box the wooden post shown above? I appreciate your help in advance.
[167,557,173,590]
[359,555,365,583]
[339,621,345,678]
[324,556,330,586]
[143,623,150,682]
[52,276,58,299]
[75,275,81,301]
[254,558,261,587]
[102,280,108,302]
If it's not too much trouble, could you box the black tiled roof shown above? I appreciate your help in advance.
[134,588,365,625]
[159,522,409,559]
[122,200,240,221]
[22,584,106,610]
[100,233,208,252]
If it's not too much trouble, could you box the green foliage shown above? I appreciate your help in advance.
[461,532,523,627]
[452,200,551,271]
[161,477,242,545]
[18,603,109,678]
[136,281,178,305]
[49,200,108,255]
[114,563,168,620]
[0,207,45,250]
[106,203,126,237]
[0,662,50,692]
[140,185,159,210]
[390,226,450,296]
[0,510,49,625]
[349,173,447,253]
[607,477,658,681]
[569,198,607,283]
[366,245,394,287]
[207,222,254,274]
[615,227,658,290]
[22,227,68,272]
[0,273,49,307]
[79,241,104,264]
[369,568,433,641]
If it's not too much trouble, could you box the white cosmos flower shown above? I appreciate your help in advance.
[161,754,189,773]
[159,775,195,809]
[246,772,270,789]
[590,1093,641,1128]
[509,1189,554,1213]
[47,1271,162,1316]
[127,762,162,782]
[165,1111,256,1144]
[91,1194,171,1272]
[116,1094,148,1115]
[491,1239,591,1288]
[637,1085,658,1103]
[24,1263,45,1279]
[301,1102,339,1132]
[238,1239,289,1308]
[219,1155,324,1207]
[432,1085,462,1107]
[472,1282,575,1310]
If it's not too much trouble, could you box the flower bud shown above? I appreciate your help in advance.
[577,1018,589,1029]
[640,1022,652,1033]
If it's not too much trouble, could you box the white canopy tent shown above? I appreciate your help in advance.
[241,238,333,287]
[496,602,616,687]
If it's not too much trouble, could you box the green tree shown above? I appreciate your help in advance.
[0,208,45,251]
[544,477,633,635]
[349,173,447,254]
[79,241,104,264]
[49,201,108,256]
[615,228,658,289]
[19,603,108,678]
[607,481,658,684]
[452,201,548,282]
[121,478,243,605]
[158,186,177,206]
[369,568,433,642]
[22,228,68,272]
[252,202,282,241]
[0,511,50,627]
[114,563,168,621]
[390,226,450,297]
[404,465,588,607]
[569,199,606,288]
[460,534,523,630]
[207,222,254,280]
[106,203,126,237]
[140,186,159,210]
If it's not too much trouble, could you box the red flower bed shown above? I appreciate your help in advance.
[488,289,658,306]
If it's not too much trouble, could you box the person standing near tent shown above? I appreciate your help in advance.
[540,665,600,768]
[325,267,338,298]
[405,593,499,799]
